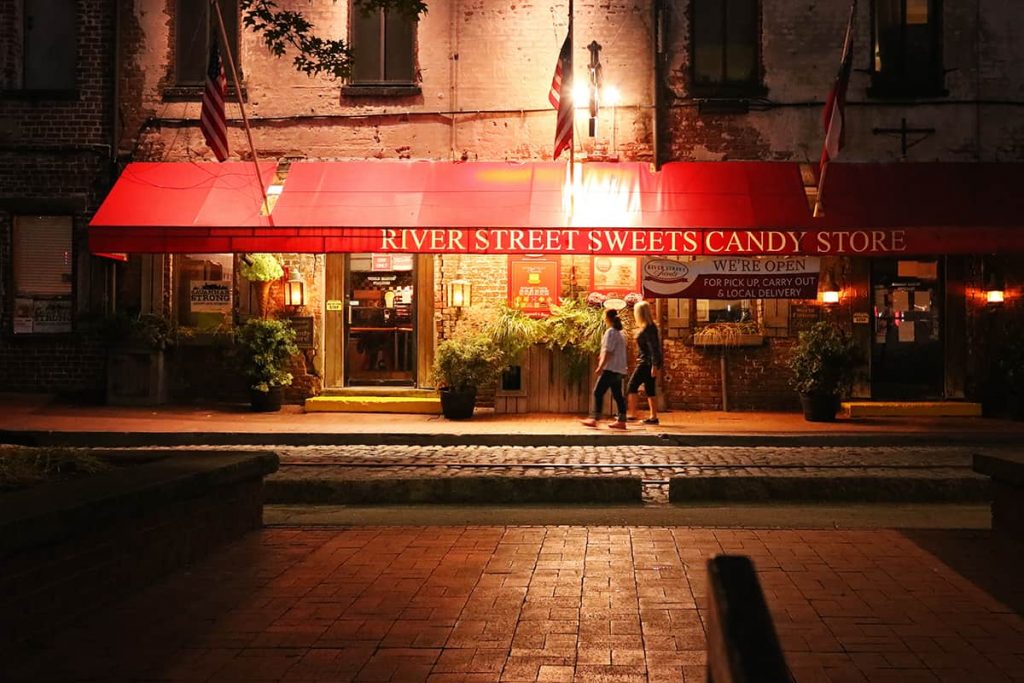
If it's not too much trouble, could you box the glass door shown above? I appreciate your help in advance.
[871,258,944,399]
[344,253,416,386]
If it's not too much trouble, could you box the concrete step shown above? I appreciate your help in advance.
[304,395,441,414]
[842,401,982,418]
[320,387,438,398]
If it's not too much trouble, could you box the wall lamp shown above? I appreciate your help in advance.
[985,267,1005,305]
[448,277,472,309]
[820,269,841,304]
[285,267,306,308]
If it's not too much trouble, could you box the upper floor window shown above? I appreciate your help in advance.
[350,7,416,85]
[176,0,239,86]
[691,0,762,97]
[870,0,945,97]
[0,0,77,92]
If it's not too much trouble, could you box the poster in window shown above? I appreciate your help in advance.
[508,256,560,318]
[591,256,641,299]
[14,298,35,334]
[189,280,232,313]
[32,299,72,334]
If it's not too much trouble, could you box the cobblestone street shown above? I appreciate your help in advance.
[267,445,992,504]
[8,526,1024,682]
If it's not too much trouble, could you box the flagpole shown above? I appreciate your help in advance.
[813,0,856,218]
[210,0,273,222]
[568,0,575,218]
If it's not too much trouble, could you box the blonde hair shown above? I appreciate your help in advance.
[634,300,655,332]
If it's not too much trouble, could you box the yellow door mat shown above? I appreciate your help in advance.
[305,395,441,414]
[841,402,982,418]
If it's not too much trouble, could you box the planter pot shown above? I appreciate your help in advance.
[250,386,283,412]
[799,393,840,422]
[440,387,477,420]
[107,346,167,406]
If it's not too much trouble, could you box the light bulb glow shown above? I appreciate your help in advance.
[603,85,620,106]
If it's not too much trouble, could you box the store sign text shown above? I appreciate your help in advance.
[377,228,909,255]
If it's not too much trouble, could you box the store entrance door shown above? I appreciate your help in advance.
[344,253,416,386]
[871,258,944,399]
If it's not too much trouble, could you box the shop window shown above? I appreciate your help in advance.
[1,0,77,92]
[175,0,239,86]
[349,4,416,86]
[698,299,754,323]
[174,254,234,329]
[870,0,945,97]
[12,216,73,334]
[691,0,763,97]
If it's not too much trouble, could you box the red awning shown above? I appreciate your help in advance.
[90,162,276,253]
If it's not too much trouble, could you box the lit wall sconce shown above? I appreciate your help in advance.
[285,267,306,308]
[448,277,472,309]
[985,267,1005,305]
[820,269,841,304]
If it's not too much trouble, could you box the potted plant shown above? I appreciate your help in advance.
[239,253,284,319]
[540,298,605,385]
[788,321,860,422]
[432,334,504,419]
[235,318,299,412]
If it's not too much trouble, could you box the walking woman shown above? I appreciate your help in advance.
[581,308,628,430]
[627,300,663,425]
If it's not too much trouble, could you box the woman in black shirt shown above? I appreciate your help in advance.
[627,300,663,425]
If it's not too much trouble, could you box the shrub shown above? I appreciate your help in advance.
[239,253,284,282]
[235,318,299,392]
[788,321,860,396]
[432,335,505,392]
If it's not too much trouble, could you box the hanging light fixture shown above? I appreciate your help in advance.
[285,267,306,308]
[820,269,841,304]
[448,276,472,309]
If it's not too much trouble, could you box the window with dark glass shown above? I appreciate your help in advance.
[691,0,761,96]
[176,0,239,86]
[2,0,77,91]
[871,0,945,96]
[13,216,74,334]
[350,7,416,85]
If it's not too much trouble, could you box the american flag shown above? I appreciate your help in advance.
[817,1,857,212]
[201,41,229,162]
[549,28,573,160]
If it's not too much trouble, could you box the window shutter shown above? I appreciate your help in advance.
[762,298,790,337]
[14,216,73,296]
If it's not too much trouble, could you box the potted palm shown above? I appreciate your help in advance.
[239,253,284,319]
[235,318,299,412]
[432,334,504,419]
[788,321,860,422]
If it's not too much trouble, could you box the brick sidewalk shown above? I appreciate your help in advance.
[7,527,1024,682]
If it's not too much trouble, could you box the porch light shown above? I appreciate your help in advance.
[285,267,306,308]
[821,270,841,304]
[986,273,1005,304]
[448,277,472,309]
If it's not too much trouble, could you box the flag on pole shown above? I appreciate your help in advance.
[816,1,857,213]
[201,41,229,162]
[550,27,573,160]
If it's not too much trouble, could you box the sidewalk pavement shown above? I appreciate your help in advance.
[3,394,1024,447]
[7,526,1024,682]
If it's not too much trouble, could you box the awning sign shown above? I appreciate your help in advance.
[643,257,820,299]
[189,280,232,313]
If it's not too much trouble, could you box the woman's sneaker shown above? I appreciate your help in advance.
[643,417,660,425]
[607,421,627,430]
[580,418,598,428]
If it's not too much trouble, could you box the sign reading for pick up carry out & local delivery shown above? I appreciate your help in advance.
[642,256,820,300]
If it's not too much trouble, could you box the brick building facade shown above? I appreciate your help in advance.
[6,0,1024,411]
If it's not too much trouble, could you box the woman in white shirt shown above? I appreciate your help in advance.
[581,308,628,430]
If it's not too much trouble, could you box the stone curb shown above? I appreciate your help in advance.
[4,429,1024,448]
[668,475,991,503]
[265,475,643,505]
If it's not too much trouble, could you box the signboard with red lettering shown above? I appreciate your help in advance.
[642,256,821,299]
[508,256,560,318]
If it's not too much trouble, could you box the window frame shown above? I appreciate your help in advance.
[346,4,418,90]
[689,0,766,99]
[1,0,78,96]
[170,0,241,92]
[868,0,947,98]
[10,215,75,336]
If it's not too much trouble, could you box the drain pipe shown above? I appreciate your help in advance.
[652,0,664,169]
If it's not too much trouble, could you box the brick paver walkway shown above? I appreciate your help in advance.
[8,526,1024,682]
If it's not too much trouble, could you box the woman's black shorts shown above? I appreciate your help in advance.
[627,363,656,397]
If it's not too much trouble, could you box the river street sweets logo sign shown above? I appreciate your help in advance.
[643,257,821,299]
[375,228,909,255]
